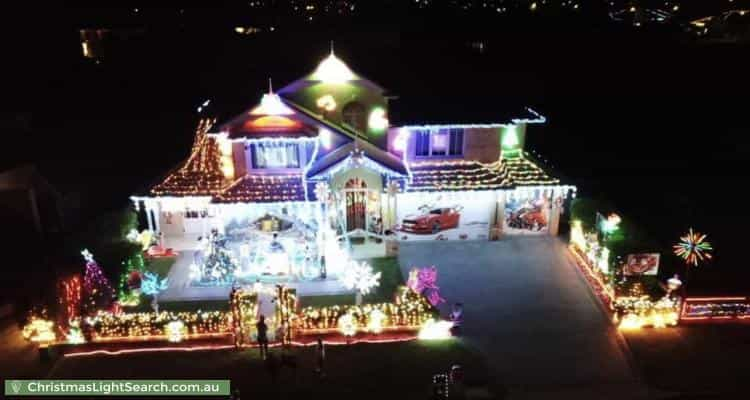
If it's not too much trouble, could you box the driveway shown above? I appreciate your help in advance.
[399,236,655,399]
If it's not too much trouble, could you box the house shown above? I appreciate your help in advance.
[131,51,575,278]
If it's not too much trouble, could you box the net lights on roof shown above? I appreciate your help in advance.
[311,53,355,84]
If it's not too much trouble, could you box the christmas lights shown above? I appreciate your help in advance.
[368,107,389,131]
[311,52,355,83]
[23,315,56,345]
[151,119,228,197]
[85,310,230,341]
[417,319,453,340]
[297,286,434,334]
[82,250,115,316]
[673,228,713,267]
[341,260,381,305]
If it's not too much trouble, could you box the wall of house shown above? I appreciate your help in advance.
[388,123,531,164]
[463,128,501,163]
[233,142,247,177]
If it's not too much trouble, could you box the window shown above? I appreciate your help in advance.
[342,102,367,132]
[415,130,430,156]
[414,128,464,157]
[252,143,300,168]
[431,129,449,156]
[448,128,464,156]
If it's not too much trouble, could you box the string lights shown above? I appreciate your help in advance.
[151,119,228,197]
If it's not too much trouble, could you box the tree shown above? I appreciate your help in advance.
[81,249,115,315]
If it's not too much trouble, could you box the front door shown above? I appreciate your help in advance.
[345,178,367,231]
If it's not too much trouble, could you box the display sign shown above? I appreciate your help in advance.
[396,191,495,241]
[623,253,660,276]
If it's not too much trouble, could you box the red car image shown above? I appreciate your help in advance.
[401,207,461,234]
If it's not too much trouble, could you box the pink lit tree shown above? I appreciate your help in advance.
[81,249,115,315]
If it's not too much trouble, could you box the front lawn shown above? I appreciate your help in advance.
[146,256,176,278]
[48,339,493,399]
[300,257,405,307]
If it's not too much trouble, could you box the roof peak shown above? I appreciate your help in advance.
[311,52,356,84]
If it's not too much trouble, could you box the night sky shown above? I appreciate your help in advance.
[7,4,750,294]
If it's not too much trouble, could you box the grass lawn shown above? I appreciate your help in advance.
[48,339,494,399]
[299,257,405,308]
[146,256,176,278]
[624,325,750,395]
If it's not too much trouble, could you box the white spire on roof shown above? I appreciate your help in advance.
[249,79,294,116]
[311,44,355,84]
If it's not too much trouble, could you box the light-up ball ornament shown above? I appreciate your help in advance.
[166,320,186,342]
[312,53,355,84]
[338,312,357,337]
[368,107,389,131]
[316,94,337,112]
[418,319,453,340]
[367,309,386,334]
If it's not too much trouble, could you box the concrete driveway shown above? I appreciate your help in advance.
[399,236,656,399]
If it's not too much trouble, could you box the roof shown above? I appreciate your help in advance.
[389,96,544,127]
[217,93,319,140]
[406,154,561,192]
[307,140,408,178]
[407,160,511,192]
[212,175,306,203]
[503,154,561,186]
[151,119,230,197]
[278,52,385,95]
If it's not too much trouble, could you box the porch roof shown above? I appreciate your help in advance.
[306,140,408,179]
[212,174,306,203]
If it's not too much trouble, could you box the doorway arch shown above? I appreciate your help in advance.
[345,178,367,231]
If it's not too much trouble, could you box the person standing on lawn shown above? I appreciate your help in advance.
[315,337,326,379]
[256,314,269,360]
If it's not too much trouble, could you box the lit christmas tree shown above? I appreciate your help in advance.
[118,253,146,306]
[81,249,115,315]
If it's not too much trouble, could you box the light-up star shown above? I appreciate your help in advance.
[81,249,94,263]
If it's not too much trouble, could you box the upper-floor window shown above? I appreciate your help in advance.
[415,128,464,157]
[252,143,300,168]
[342,102,367,133]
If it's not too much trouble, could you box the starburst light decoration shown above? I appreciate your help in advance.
[673,228,713,267]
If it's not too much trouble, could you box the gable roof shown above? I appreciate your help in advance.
[150,119,230,197]
[278,52,386,95]
[307,140,408,179]
[216,93,319,140]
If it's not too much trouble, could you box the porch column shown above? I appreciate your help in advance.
[153,200,161,233]
[146,201,155,232]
